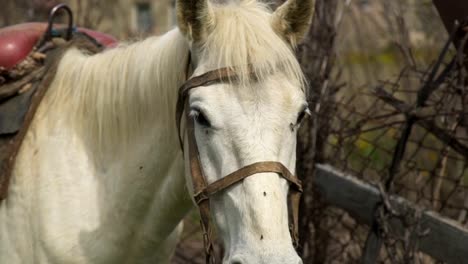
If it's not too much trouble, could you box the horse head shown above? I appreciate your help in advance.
[176,0,314,263]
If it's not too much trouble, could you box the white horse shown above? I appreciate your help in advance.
[0,0,313,263]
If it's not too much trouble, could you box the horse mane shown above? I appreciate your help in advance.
[45,0,304,158]
[47,30,190,158]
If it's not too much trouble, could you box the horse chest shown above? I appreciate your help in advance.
[0,108,189,263]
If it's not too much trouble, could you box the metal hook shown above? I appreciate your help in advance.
[43,3,74,43]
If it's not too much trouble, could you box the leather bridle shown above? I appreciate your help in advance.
[175,65,303,264]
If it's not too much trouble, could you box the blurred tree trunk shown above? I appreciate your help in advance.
[296,0,340,263]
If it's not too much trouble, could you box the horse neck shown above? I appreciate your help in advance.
[50,28,189,161]
[45,28,192,228]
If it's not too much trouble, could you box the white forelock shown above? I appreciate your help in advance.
[199,0,305,89]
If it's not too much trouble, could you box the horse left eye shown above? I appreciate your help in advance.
[296,108,310,124]
[195,111,211,127]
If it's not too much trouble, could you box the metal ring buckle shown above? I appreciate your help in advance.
[40,3,74,47]
[194,190,209,204]
[202,231,211,253]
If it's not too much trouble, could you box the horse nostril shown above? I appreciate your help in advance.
[230,257,244,264]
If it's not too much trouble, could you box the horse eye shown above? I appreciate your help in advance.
[195,111,211,127]
[296,107,311,125]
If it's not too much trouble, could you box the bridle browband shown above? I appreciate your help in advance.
[175,64,303,264]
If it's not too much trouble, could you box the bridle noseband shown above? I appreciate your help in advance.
[175,65,303,264]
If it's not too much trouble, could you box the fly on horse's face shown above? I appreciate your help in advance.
[177,0,314,263]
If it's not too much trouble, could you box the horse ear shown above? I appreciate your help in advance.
[271,0,314,46]
[176,0,213,42]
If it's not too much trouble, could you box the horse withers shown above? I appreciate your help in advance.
[0,0,313,263]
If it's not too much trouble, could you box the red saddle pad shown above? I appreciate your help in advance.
[0,22,118,69]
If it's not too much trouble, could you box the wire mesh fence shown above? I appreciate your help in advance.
[306,61,468,263]
[295,6,468,263]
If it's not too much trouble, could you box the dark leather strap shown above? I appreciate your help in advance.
[193,161,302,204]
[290,187,301,247]
[186,99,216,264]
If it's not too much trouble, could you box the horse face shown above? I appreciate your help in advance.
[177,0,314,263]
[184,74,307,263]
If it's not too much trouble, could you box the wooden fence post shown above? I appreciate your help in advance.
[315,164,468,264]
